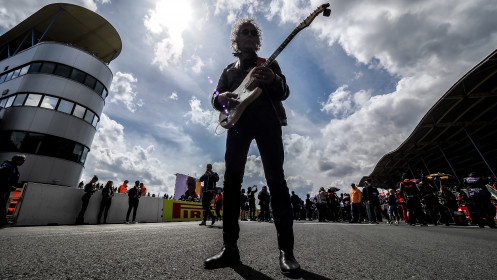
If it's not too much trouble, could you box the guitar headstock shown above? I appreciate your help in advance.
[297,3,331,31]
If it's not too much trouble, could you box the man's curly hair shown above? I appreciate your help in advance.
[230,18,262,55]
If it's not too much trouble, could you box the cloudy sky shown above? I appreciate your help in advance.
[2,0,497,198]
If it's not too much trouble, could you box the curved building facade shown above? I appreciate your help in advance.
[0,3,121,186]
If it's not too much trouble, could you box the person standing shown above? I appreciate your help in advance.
[119,180,129,193]
[258,186,271,222]
[400,179,427,226]
[305,194,313,221]
[247,185,258,221]
[0,154,26,227]
[387,189,400,225]
[76,175,98,225]
[214,189,223,221]
[199,164,219,226]
[464,172,495,228]
[349,183,362,223]
[316,187,328,222]
[97,181,114,224]
[139,183,147,197]
[125,181,141,224]
[204,18,300,275]
[364,179,380,224]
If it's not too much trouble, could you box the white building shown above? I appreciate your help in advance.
[0,3,122,187]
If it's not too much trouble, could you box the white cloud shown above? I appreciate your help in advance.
[109,72,143,113]
[144,0,193,70]
[169,92,178,100]
[185,97,219,131]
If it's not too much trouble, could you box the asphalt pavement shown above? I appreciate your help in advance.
[1,220,495,279]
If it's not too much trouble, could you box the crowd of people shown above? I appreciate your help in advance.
[75,177,174,225]
[279,174,496,229]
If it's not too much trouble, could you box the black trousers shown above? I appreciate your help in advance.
[126,198,139,222]
[97,198,112,223]
[77,194,91,222]
[202,191,215,222]
[1,191,9,224]
[222,120,293,250]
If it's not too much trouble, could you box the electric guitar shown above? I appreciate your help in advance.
[218,3,331,129]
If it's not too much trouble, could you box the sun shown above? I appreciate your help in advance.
[145,0,193,37]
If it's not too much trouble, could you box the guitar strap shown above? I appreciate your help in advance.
[257,57,266,67]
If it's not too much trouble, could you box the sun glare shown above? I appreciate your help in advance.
[148,0,193,37]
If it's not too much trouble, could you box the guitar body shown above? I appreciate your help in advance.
[219,67,262,129]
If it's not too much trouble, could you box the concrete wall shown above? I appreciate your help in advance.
[15,183,164,226]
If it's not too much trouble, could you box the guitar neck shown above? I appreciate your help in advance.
[263,28,302,67]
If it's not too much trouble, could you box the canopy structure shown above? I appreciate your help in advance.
[0,3,122,64]
[361,48,497,187]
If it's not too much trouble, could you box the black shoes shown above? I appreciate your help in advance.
[211,218,216,225]
[199,221,206,226]
[204,245,241,269]
[279,250,301,276]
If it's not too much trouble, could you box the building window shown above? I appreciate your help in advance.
[25,94,42,107]
[53,64,72,78]
[19,65,30,76]
[0,130,91,165]
[5,95,16,107]
[57,99,74,114]
[40,95,59,109]
[83,75,96,89]
[13,94,27,106]
[21,133,44,154]
[94,81,104,96]
[70,68,86,84]
[28,62,42,73]
[92,115,99,127]
[0,74,6,83]
[39,62,56,74]
[10,131,27,151]
[72,104,86,118]
[83,110,95,124]
[11,69,21,79]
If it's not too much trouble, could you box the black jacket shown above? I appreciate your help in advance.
[211,56,290,126]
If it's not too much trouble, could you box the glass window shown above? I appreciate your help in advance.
[40,62,56,74]
[5,95,16,107]
[94,81,104,95]
[83,110,95,124]
[80,147,89,165]
[28,62,42,73]
[19,65,30,76]
[40,96,59,109]
[70,69,85,83]
[102,88,108,99]
[57,99,74,114]
[0,98,7,108]
[0,74,6,83]
[11,69,21,79]
[25,94,42,106]
[10,131,27,151]
[72,144,83,163]
[54,64,72,78]
[5,71,14,81]
[13,94,27,106]
[92,115,99,127]
[83,75,96,89]
[72,104,85,118]
[21,133,44,154]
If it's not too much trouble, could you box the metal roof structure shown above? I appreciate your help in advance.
[361,48,497,187]
[0,3,122,64]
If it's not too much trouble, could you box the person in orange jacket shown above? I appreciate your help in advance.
[139,183,147,197]
[119,180,129,193]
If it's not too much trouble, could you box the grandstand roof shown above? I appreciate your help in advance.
[0,3,121,63]
[361,48,497,187]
